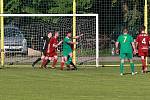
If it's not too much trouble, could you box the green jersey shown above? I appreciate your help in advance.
[63,37,72,56]
[117,34,134,53]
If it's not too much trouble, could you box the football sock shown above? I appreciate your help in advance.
[141,59,146,71]
[41,59,47,68]
[52,59,57,68]
[120,63,124,74]
[61,62,65,70]
[130,62,135,73]
[45,60,50,66]
[66,56,72,65]
[32,58,41,66]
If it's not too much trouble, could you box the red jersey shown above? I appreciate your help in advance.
[136,33,150,50]
[46,37,58,54]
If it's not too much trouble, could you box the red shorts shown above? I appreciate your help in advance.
[46,52,57,57]
[138,49,148,56]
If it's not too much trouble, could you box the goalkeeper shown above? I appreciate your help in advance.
[115,27,137,76]
[61,32,83,70]
[32,32,52,67]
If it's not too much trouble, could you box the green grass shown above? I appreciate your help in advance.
[0,65,150,100]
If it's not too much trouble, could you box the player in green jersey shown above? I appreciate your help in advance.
[61,32,83,70]
[115,27,137,76]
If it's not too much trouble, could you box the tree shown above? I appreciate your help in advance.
[4,0,93,24]
[4,0,93,14]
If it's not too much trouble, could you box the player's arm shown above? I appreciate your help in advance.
[130,36,136,55]
[135,42,138,51]
[115,36,120,54]
[72,34,84,39]
[115,42,119,54]
[53,40,63,48]
[135,36,139,52]
[67,41,78,45]
[131,42,136,55]
[57,40,63,46]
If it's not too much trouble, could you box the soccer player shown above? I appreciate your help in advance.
[61,32,83,70]
[41,32,63,68]
[115,27,137,76]
[32,32,52,67]
[136,26,150,73]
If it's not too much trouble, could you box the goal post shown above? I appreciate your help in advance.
[0,14,99,67]
[0,0,4,67]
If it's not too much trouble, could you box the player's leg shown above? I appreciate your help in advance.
[32,57,41,67]
[51,56,58,69]
[68,53,77,70]
[138,50,147,73]
[119,53,126,75]
[127,53,136,75]
[45,59,50,67]
[61,56,69,70]
[41,56,48,68]
[141,56,146,73]
[120,59,124,75]
[144,52,148,72]
[61,57,65,70]
[62,51,70,70]
[42,57,51,68]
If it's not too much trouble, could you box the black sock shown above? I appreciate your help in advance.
[33,58,41,65]
[70,62,77,70]
[70,61,75,67]
[45,60,50,66]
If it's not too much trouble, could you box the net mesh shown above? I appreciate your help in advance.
[2,15,97,66]
[1,0,149,66]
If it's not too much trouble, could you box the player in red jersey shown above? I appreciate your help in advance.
[136,26,150,73]
[41,32,62,68]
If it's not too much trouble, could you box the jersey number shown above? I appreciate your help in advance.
[123,36,127,43]
[142,38,146,44]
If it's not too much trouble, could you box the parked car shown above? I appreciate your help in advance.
[4,26,28,55]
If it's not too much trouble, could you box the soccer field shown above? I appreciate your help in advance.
[0,65,150,100]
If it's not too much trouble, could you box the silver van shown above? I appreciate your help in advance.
[4,26,28,55]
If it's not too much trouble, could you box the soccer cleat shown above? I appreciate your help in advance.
[120,73,123,76]
[142,70,147,74]
[71,67,77,70]
[66,64,71,70]
[51,66,56,69]
[132,72,137,75]
[73,66,78,70]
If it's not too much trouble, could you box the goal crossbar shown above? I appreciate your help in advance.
[0,14,98,17]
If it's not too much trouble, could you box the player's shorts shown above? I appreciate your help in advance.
[63,50,72,57]
[120,53,133,59]
[43,52,57,60]
[46,52,57,57]
[138,49,148,56]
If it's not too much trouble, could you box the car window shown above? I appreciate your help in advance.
[4,28,23,38]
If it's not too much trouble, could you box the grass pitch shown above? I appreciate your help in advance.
[0,65,150,100]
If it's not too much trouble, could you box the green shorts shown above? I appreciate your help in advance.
[120,53,133,59]
[63,50,72,57]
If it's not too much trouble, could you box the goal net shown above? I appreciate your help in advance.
[0,14,99,67]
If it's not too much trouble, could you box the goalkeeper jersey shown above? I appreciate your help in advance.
[42,36,51,55]
[117,34,134,53]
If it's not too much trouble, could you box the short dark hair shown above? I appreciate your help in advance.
[123,27,128,32]
[140,25,145,31]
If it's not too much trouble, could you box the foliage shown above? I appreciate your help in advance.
[4,0,93,14]
[4,0,93,24]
